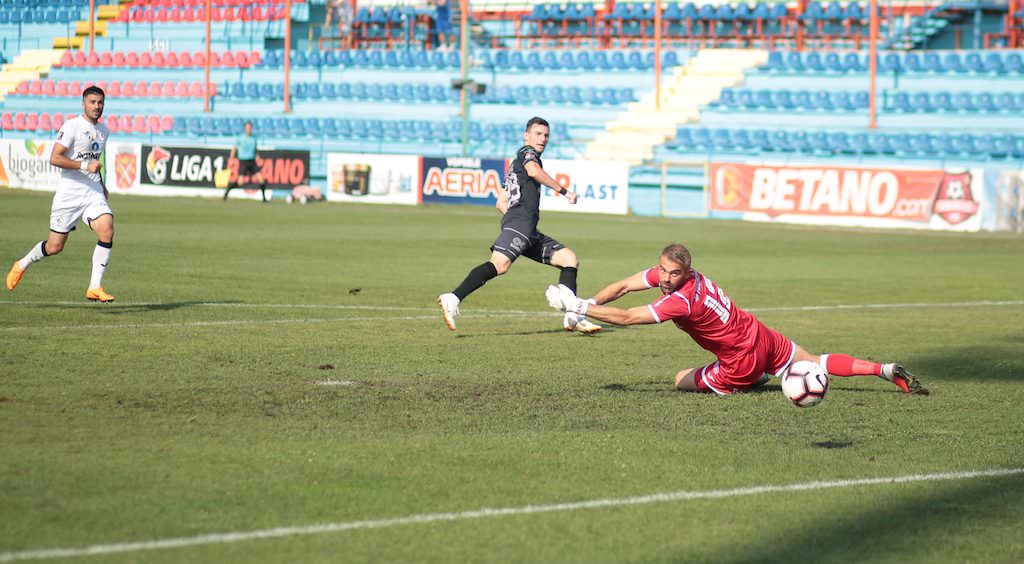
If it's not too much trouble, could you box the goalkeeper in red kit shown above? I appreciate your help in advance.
[547,243,927,396]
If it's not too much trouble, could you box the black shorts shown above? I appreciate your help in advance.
[490,218,565,264]
[238,159,260,177]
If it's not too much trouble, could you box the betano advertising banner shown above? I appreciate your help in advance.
[709,162,983,231]
[420,156,506,206]
[0,139,64,191]
[325,153,419,205]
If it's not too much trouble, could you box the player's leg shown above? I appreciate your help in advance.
[437,243,513,331]
[253,171,268,202]
[7,231,69,291]
[84,212,115,302]
[674,364,725,394]
[546,243,602,334]
[792,345,925,394]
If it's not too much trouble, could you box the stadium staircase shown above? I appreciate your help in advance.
[584,48,766,164]
[0,50,65,101]
[53,2,124,50]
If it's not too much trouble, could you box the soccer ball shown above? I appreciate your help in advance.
[781,360,829,408]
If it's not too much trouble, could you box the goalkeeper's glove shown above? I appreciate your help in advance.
[545,284,589,316]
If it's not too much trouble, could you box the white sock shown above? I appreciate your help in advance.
[18,241,48,269]
[89,242,112,289]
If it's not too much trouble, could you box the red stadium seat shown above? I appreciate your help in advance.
[14,113,27,131]
[113,9,129,22]
[148,80,162,97]
[155,8,169,22]
[118,115,132,131]
[131,8,145,22]
[193,52,207,66]
[16,82,30,96]
[147,115,161,132]
[161,80,175,97]
[209,52,221,67]
[134,80,149,97]
[56,80,69,97]
[179,51,193,66]
[160,115,174,131]
[51,112,64,131]
[143,8,157,23]
[139,52,152,67]
[107,80,121,97]
[87,51,100,66]
[105,115,119,133]
[132,115,148,133]
[121,81,135,97]
[68,80,81,96]
[58,51,74,67]
[42,80,55,96]
[182,7,195,22]
[26,113,39,131]
[1,112,13,130]
[168,7,181,21]
[152,51,166,67]
[126,51,139,66]
[95,80,107,92]
[28,81,42,96]
[72,51,87,66]
[113,51,126,66]
[248,50,261,65]
[38,112,52,131]
[221,51,235,67]
[174,81,188,97]
[235,50,249,68]
[188,81,203,97]
[99,52,113,66]
[165,51,179,67]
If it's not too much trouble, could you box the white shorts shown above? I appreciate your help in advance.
[50,189,113,234]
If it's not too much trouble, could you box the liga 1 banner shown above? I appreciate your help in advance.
[106,143,309,197]
[709,162,983,231]
[325,153,420,205]
[0,139,64,191]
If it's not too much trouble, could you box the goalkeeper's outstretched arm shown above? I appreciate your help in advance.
[590,270,651,305]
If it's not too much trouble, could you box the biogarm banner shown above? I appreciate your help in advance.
[709,162,984,231]
[0,139,64,191]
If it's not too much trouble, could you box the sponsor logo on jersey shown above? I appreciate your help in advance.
[932,171,979,225]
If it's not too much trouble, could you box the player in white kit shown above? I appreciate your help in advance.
[5,86,116,302]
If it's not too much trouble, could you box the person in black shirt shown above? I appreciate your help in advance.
[437,117,602,333]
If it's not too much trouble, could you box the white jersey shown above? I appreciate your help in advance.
[53,115,109,195]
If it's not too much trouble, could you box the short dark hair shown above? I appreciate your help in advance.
[661,243,692,271]
[244,121,253,127]
[82,86,105,99]
[525,116,549,131]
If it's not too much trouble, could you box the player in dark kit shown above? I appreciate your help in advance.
[437,117,601,333]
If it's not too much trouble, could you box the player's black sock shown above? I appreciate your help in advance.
[453,262,498,301]
[260,182,268,202]
[558,266,578,294]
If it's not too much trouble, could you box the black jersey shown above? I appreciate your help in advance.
[502,145,543,226]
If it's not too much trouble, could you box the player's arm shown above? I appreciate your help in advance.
[50,143,101,173]
[524,160,577,204]
[582,303,656,326]
[495,186,508,214]
[228,145,236,161]
[590,270,653,306]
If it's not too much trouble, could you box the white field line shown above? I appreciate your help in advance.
[0,300,1022,332]
[0,467,1021,562]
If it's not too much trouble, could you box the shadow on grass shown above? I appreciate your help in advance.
[455,328,578,338]
[16,300,244,314]
[715,468,1024,563]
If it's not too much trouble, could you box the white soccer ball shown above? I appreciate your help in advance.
[781,360,829,408]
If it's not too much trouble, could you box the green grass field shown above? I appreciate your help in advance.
[2,188,1023,563]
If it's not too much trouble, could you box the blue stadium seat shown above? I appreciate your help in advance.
[922,52,941,73]
[889,91,911,112]
[736,89,755,108]
[942,53,965,74]
[804,52,825,72]
[754,89,774,108]
[952,91,975,112]
[351,82,367,99]
[878,52,901,73]
[847,132,868,153]
[963,52,983,74]
[229,82,245,98]
[811,90,832,110]
[784,52,806,72]
[748,128,769,149]
[903,52,923,72]
[591,50,611,70]
[1004,52,1023,73]
[791,90,811,109]
[982,52,1004,74]
[823,52,843,72]
[259,82,275,100]
[730,128,751,149]
[910,91,932,112]
[716,89,736,107]
[763,51,784,72]
[832,90,853,111]
[852,91,870,109]
[932,91,953,112]
[827,131,851,153]
[974,92,995,112]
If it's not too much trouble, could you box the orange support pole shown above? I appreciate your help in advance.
[868,0,878,129]
[88,0,95,54]
[204,0,211,112]
[284,0,293,113]
[654,0,662,110]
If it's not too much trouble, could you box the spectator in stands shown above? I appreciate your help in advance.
[324,0,354,49]
[432,0,455,50]
[223,121,268,203]
[286,176,325,204]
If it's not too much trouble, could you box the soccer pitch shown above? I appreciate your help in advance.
[2,189,1023,563]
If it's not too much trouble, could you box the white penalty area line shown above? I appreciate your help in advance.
[1,467,1021,563]
[0,300,1022,332]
